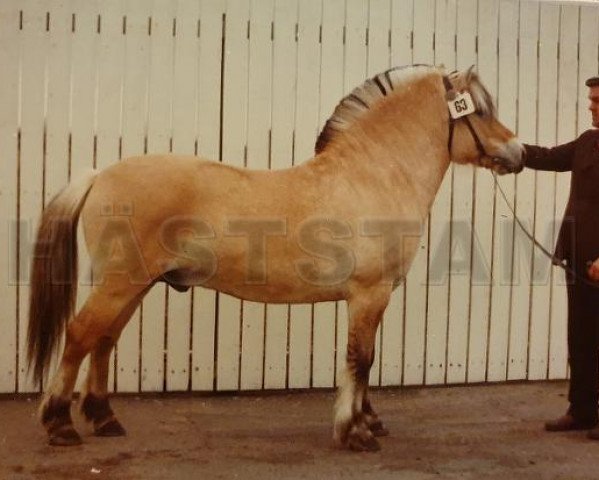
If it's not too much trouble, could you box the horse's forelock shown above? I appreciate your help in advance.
[468,74,496,117]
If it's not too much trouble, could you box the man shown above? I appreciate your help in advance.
[524,76,599,439]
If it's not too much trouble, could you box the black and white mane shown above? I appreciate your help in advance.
[315,64,496,154]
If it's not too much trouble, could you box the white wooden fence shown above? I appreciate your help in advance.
[0,0,597,394]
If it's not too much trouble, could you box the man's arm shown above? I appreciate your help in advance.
[523,140,577,172]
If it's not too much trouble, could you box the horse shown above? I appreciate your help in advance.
[27,64,523,451]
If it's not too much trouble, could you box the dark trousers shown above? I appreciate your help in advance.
[566,276,599,422]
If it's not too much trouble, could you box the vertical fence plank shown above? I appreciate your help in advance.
[70,2,97,181]
[165,0,200,392]
[44,0,71,390]
[0,1,20,393]
[508,0,538,381]
[487,0,518,383]
[335,0,367,386]
[425,0,455,386]
[468,0,497,383]
[70,0,98,394]
[366,0,391,387]
[288,0,321,389]
[116,0,151,392]
[191,0,224,392]
[45,2,71,204]
[549,4,578,380]
[269,0,297,390]
[382,0,408,387]
[96,0,124,171]
[96,0,125,393]
[217,0,250,391]
[311,0,344,389]
[240,0,273,390]
[402,0,432,387]
[18,0,47,393]
[529,2,559,381]
[141,0,174,392]
[445,0,476,385]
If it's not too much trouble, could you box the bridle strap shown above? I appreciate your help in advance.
[447,119,455,153]
[443,76,456,153]
[442,75,454,93]
[463,115,488,157]
[443,75,487,159]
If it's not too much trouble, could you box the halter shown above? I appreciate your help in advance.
[443,75,488,159]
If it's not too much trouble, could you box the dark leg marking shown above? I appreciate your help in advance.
[343,345,381,452]
[363,397,389,437]
[81,393,126,437]
[41,396,82,446]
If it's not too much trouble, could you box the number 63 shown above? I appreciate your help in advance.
[454,99,468,113]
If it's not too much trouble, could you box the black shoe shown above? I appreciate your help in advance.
[544,413,597,432]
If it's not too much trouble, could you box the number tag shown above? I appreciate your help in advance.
[447,91,476,119]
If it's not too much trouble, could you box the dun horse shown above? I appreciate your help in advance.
[28,65,523,451]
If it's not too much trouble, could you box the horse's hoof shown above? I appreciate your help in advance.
[368,420,390,437]
[346,425,381,452]
[348,432,381,452]
[48,425,82,446]
[95,418,126,437]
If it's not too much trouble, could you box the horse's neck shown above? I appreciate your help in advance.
[338,90,451,217]
[387,139,449,215]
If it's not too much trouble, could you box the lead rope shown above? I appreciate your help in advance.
[491,172,599,288]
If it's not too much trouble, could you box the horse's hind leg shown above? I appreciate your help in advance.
[80,336,123,436]
[40,281,147,446]
[333,287,390,452]
[80,287,149,437]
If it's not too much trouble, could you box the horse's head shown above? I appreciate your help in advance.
[445,67,523,174]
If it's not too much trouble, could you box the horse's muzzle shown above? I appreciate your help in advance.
[492,139,524,174]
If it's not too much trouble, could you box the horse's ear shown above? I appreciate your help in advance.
[465,65,476,83]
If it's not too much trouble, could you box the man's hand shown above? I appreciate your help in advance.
[587,259,599,282]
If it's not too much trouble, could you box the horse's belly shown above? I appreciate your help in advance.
[201,266,347,304]
[159,222,423,303]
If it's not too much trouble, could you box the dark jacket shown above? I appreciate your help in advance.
[524,129,599,270]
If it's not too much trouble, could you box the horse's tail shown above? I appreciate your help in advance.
[27,169,98,385]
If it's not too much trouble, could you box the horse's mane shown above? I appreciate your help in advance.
[314,64,496,154]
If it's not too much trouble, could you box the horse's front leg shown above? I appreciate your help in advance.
[333,287,390,452]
